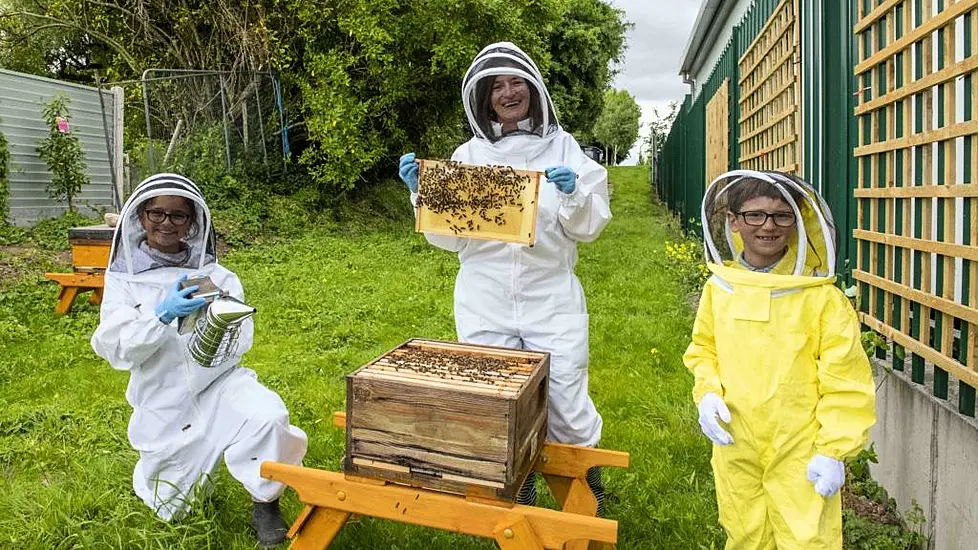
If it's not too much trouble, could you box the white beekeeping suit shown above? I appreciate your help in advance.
[411,43,612,446]
[91,174,307,521]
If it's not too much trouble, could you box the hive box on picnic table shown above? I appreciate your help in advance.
[68,225,114,271]
[344,339,549,501]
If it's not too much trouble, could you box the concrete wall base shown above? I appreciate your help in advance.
[870,366,978,550]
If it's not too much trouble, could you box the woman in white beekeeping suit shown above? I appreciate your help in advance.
[398,42,613,513]
[91,174,307,548]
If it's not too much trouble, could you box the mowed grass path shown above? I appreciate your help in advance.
[0,167,723,549]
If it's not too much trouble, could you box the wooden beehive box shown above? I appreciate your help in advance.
[68,225,114,271]
[415,159,543,246]
[345,339,549,501]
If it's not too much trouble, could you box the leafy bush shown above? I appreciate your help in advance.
[36,94,89,212]
[662,239,710,296]
[0,211,100,250]
[4,0,628,203]
[843,446,927,549]
[0,123,9,222]
[843,510,926,550]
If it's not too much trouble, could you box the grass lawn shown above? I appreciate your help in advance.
[0,166,723,549]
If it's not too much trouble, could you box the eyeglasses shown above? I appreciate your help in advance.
[144,209,191,226]
[735,210,797,227]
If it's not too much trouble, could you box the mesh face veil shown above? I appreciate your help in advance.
[108,173,217,276]
[701,170,838,278]
[461,42,559,142]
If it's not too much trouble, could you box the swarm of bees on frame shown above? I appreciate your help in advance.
[417,161,531,235]
[389,348,523,385]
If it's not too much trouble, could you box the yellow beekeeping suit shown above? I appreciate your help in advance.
[685,170,876,549]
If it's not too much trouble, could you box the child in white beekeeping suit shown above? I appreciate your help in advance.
[684,170,876,548]
[91,173,307,548]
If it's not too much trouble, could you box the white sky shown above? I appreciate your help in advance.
[609,0,702,164]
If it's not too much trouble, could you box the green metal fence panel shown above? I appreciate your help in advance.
[684,95,707,232]
[660,0,786,232]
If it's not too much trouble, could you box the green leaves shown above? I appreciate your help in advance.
[0,121,9,222]
[2,0,628,201]
[35,94,89,212]
[593,88,642,165]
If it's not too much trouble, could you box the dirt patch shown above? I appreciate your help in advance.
[0,244,72,284]
[0,259,20,282]
[843,488,902,525]
[0,245,31,255]
[216,236,231,257]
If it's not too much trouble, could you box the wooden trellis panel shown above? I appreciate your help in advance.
[706,79,730,186]
[853,0,978,416]
[738,0,801,173]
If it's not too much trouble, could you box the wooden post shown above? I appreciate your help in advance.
[289,505,350,550]
[163,119,184,166]
[242,100,249,152]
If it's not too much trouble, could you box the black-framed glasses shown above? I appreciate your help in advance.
[144,209,191,226]
[735,210,796,227]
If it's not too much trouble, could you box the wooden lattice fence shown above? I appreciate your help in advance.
[853,0,978,415]
[706,79,731,185]
[738,0,801,174]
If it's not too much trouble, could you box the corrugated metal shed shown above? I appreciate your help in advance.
[0,69,123,225]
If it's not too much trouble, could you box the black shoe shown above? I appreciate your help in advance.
[586,466,606,518]
[252,499,288,548]
[516,471,538,506]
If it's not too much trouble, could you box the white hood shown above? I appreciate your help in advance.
[461,42,560,143]
[108,173,217,279]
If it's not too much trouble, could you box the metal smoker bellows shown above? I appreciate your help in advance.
[187,296,256,368]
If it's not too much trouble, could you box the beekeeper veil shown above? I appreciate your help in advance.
[461,42,559,142]
[702,170,837,278]
[108,173,217,276]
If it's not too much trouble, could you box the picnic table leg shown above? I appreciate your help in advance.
[494,516,545,550]
[543,474,611,550]
[289,505,350,550]
[54,286,80,316]
[88,287,104,305]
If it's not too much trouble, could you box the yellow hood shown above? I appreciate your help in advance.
[711,262,836,290]
[702,170,837,290]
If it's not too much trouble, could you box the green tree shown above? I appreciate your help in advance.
[545,0,630,137]
[2,0,630,198]
[593,88,641,165]
[36,94,89,212]
[642,101,679,163]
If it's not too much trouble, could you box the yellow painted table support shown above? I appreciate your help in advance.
[260,412,630,550]
[43,272,104,316]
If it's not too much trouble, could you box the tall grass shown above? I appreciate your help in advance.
[0,167,722,548]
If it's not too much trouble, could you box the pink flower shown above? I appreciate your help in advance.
[56,117,70,134]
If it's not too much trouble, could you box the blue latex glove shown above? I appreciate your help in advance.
[546,165,577,194]
[399,153,419,193]
[155,276,207,324]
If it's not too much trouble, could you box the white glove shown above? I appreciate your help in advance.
[806,454,845,497]
[697,393,734,446]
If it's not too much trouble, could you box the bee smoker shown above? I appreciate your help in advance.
[178,277,257,368]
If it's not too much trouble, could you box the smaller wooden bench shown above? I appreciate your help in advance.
[44,225,114,315]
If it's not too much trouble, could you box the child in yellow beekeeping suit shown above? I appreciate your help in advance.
[684,170,877,549]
